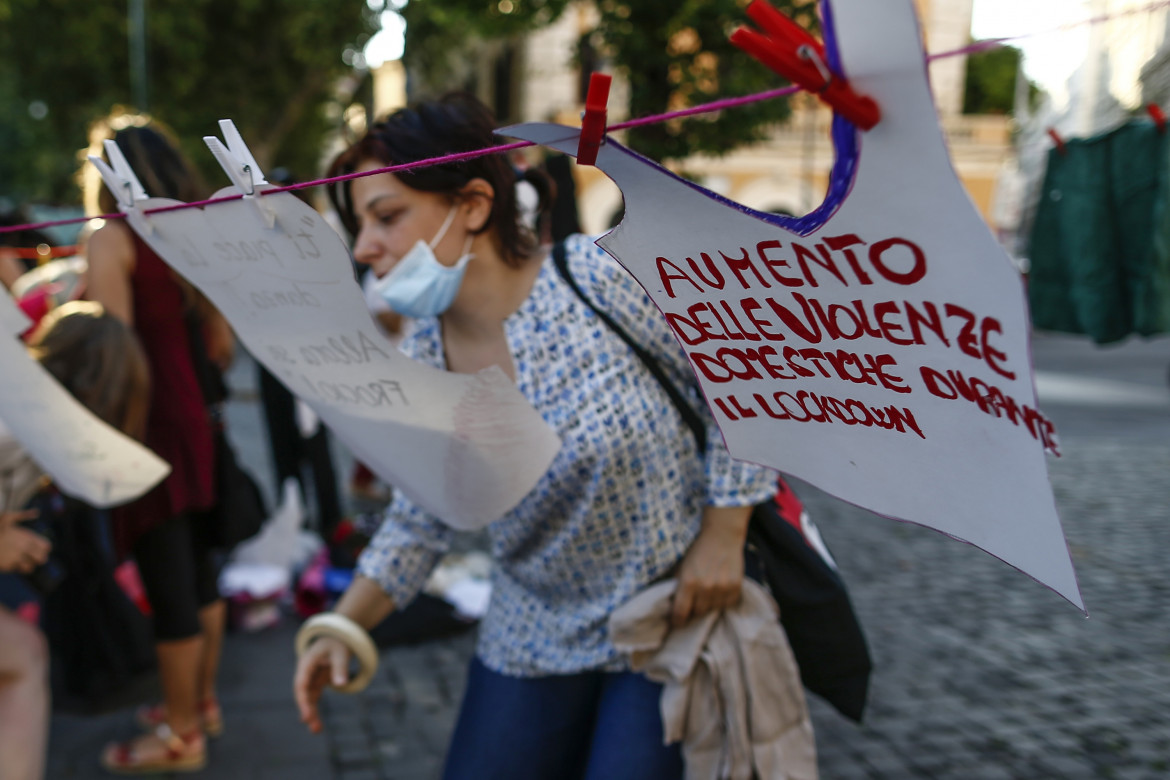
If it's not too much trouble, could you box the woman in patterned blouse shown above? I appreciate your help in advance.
[293,93,777,780]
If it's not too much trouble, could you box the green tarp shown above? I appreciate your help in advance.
[1027,120,1170,344]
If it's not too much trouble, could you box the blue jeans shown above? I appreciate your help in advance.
[442,657,684,780]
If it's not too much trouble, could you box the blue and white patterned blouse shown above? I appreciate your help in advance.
[357,234,777,677]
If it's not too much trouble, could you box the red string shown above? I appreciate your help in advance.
[6,245,80,259]
[3,0,1168,238]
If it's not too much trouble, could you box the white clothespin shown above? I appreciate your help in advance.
[204,119,276,228]
[87,140,153,232]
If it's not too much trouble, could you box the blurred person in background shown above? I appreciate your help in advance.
[0,508,51,780]
[293,93,776,780]
[0,208,50,291]
[1,210,88,341]
[0,299,152,780]
[83,111,234,774]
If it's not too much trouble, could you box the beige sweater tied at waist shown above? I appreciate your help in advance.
[609,578,818,780]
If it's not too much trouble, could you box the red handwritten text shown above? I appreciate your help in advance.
[690,345,911,393]
[656,233,927,297]
[666,294,1014,380]
[920,366,1058,452]
[711,390,925,439]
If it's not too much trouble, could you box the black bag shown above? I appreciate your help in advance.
[30,489,158,714]
[553,241,873,722]
[185,312,268,550]
[199,421,268,549]
[746,484,872,723]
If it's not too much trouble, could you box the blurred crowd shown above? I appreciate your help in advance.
[0,96,590,778]
[0,109,410,777]
[2,91,813,780]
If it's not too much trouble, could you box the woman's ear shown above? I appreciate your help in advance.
[459,178,495,233]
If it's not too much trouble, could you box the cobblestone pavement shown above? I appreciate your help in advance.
[45,334,1170,778]
[323,452,1170,780]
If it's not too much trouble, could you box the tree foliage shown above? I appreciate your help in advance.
[400,0,815,164]
[0,0,378,205]
[397,0,573,105]
[590,0,813,163]
[963,44,1036,115]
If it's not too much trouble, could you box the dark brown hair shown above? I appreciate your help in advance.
[327,92,553,268]
[28,301,151,440]
[81,110,209,216]
[81,110,216,318]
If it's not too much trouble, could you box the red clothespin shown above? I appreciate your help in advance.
[1047,127,1067,156]
[577,73,612,166]
[1147,103,1166,134]
[729,0,880,130]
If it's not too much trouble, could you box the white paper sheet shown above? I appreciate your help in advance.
[502,0,1083,609]
[0,293,171,508]
[119,188,561,530]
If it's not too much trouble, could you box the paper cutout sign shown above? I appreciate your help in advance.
[108,182,561,531]
[0,293,171,508]
[0,289,30,334]
[504,0,1082,609]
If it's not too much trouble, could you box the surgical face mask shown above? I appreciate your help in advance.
[373,204,474,319]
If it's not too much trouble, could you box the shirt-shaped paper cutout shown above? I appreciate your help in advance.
[0,293,171,508]
[504,0,1082,610]
[120,187,561,530]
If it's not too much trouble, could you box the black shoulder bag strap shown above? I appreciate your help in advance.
[551,240,707,453]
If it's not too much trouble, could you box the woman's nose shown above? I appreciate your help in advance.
[352,226,381,265]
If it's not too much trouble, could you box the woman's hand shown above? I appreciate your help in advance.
[293,635,352,734]
[671,505,753,627]
[293,577,396,733]
[0,510,50,575]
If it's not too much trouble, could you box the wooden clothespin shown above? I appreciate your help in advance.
[1047,128,1067,156]
[577,73,612,167]
[1147,103,1166,134]
[204,119,276,228]
[730,0,880,130]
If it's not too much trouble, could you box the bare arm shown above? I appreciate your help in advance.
[84,221,136,324]
[0,252,24,291]
[333,575,397,629]
[201,308,236,372]
[293,576,396,733]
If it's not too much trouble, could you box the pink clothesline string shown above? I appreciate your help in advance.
[5,0,1170,238]
[1,86,810,236]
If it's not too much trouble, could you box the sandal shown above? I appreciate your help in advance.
[135,698,224,738]
[101,723,206,775]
